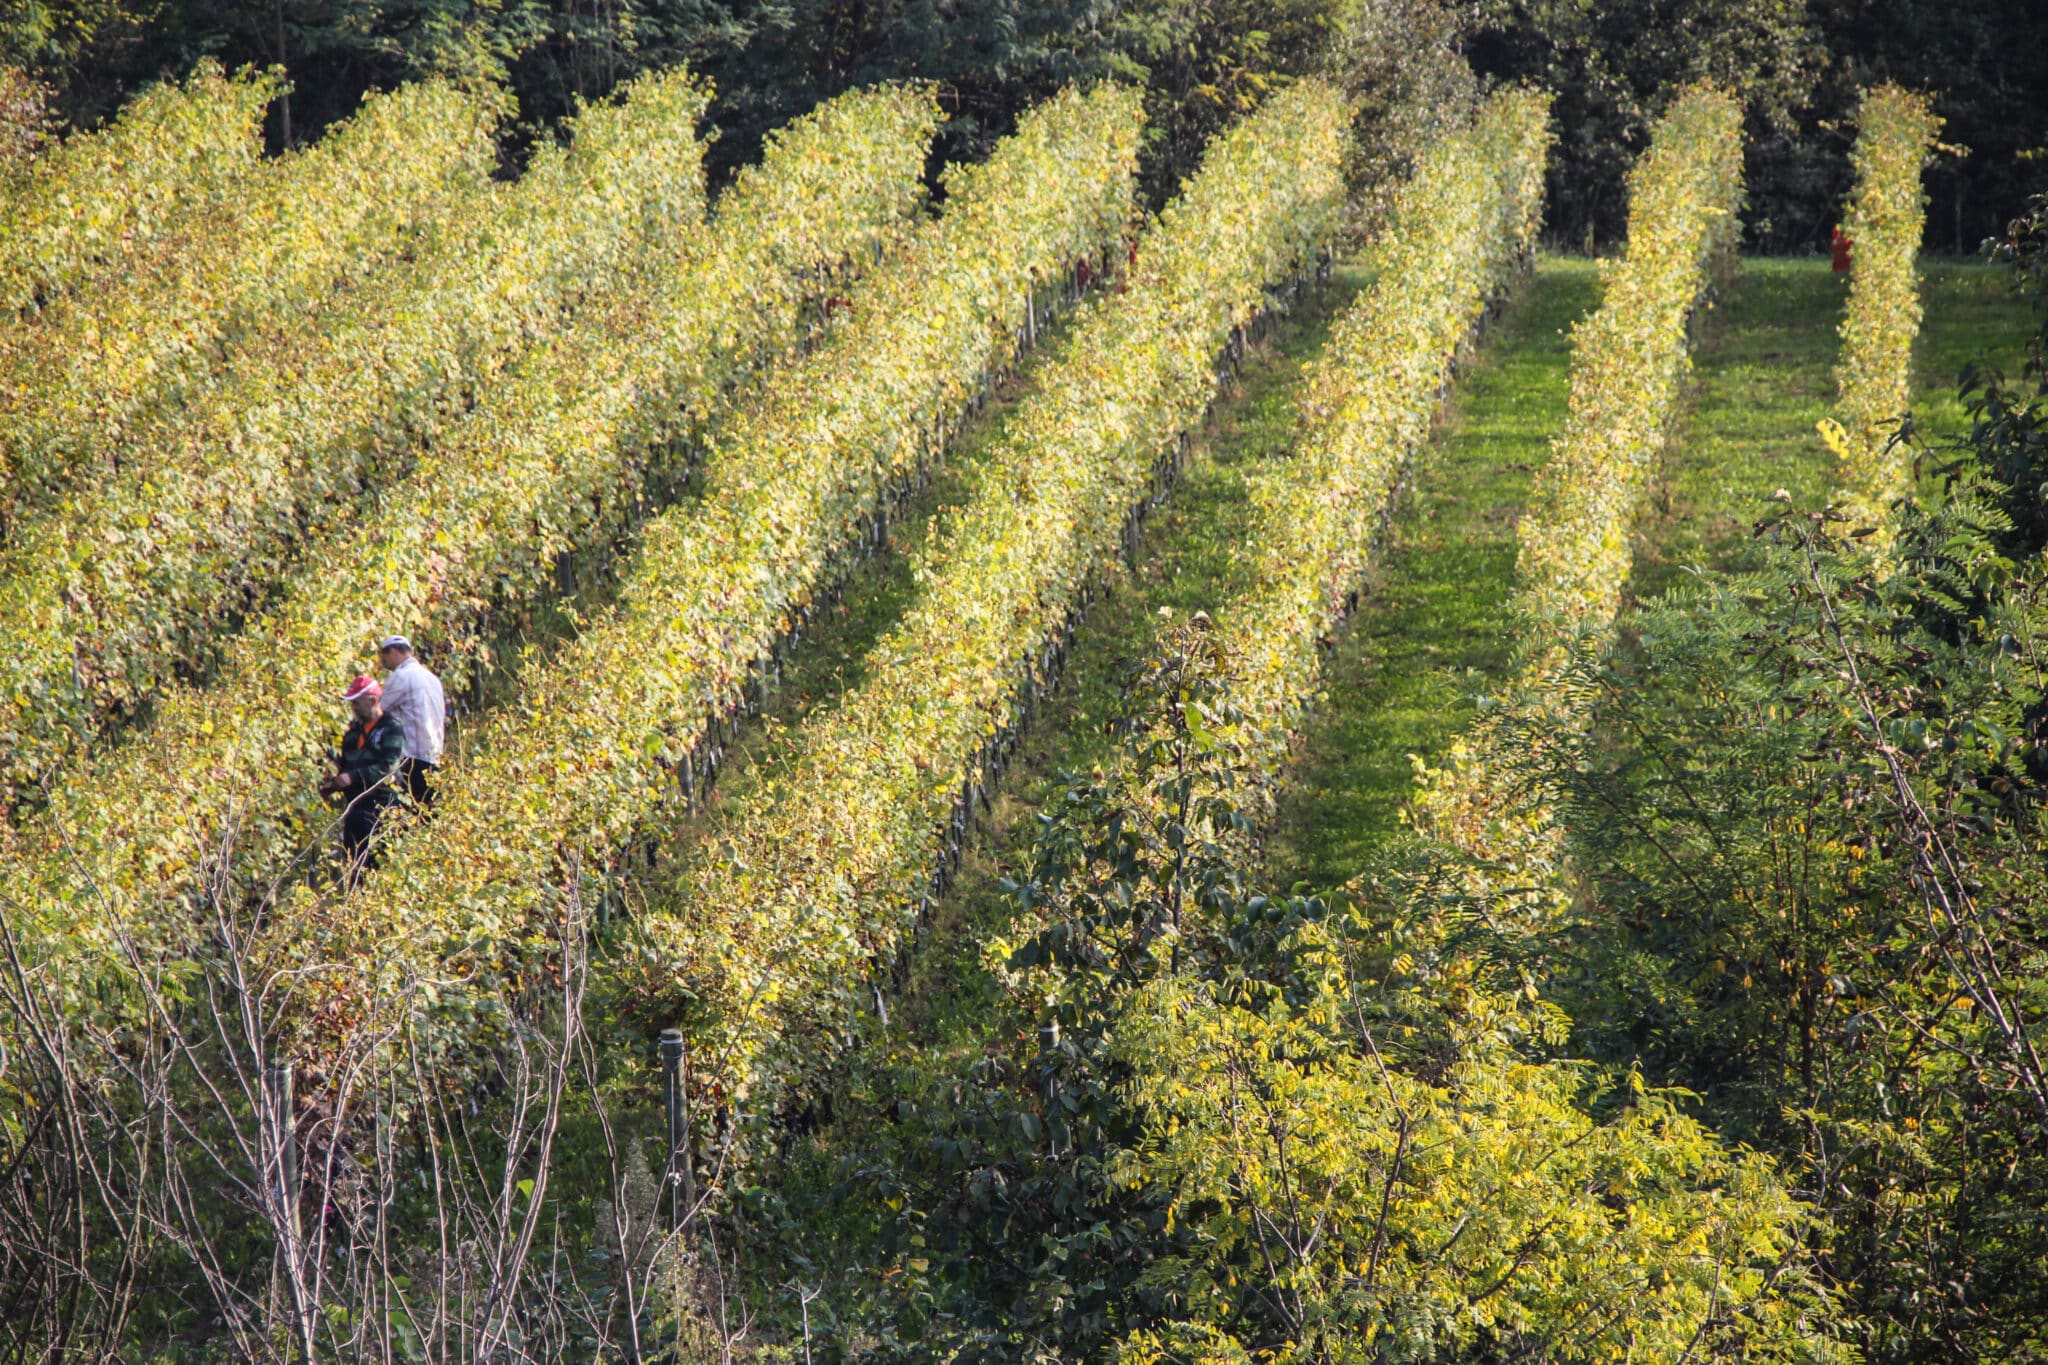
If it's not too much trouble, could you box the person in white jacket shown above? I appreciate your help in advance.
[376,634,446,807]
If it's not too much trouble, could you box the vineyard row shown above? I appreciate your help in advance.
[1410,83,1747,934]
[0,70,714,804]
[0,62,275,320]
[1215,88,1551,790]
[5,85,939,1019]
[638,80,1356,1119]
[1089,85,1824,1360]
[0,79,501,527]
[289,84,1148,1057]
[1827,83,1941,534]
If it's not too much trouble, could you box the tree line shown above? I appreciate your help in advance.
[4,0,2045,249]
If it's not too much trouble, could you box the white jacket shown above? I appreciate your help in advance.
[381,656,446,766]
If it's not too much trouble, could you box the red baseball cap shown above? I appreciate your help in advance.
[340,674,382,702]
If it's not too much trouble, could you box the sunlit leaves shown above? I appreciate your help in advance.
[1218,89,1552,789]
[1411,84,1746,932]
[321,84,1147,1038]
[0,68,709,802]
[0,75,504,519]
[643,80,1354,1120]
[1831,83,1941,535]
[2,85,939,1020]
[0,61,276,319]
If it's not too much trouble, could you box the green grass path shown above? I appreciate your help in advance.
[1270,255,2034,886]
[1264,257,1598,886]
[1628,258,1844,599]
[1633,257,2032,600]
[1916,259,2037,441]
[878,260,1378,1046]
[720,260,1382,1331]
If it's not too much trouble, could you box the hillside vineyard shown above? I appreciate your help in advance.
[2,15,2030,1354]
[0,62,276,320]
[275,83,1146,1057]
[1051,88,1827,1356]
[642,81,1355,1121]
[6,84,940,1040]
[0,71,713,803]
[0,79,501,532]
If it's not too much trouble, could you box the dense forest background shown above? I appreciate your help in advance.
[3,0,2044,249]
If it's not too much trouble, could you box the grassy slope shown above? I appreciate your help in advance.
[1263,257,1598,886]
[1270,256,2034,887]
[1915,258,2037,444]
[1633,257,2033,602]
[1627,258,1844,601]
[724,263,1380,1324]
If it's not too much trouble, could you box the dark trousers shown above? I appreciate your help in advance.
[402,757,438,808]
[341,797,391,877]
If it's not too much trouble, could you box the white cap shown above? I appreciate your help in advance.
[378,635,413,652]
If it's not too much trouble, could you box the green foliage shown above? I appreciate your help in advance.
[1268,259,1600,882]
[512,0,1467,206]
[1552,499,2048,1360]
[3,0,1469,223]
[304,84,1144,1059]
[852,628,1843,1363]
[0,0,158,119]
[634,79,1352,1139]
[1805,0,2048,254]
[1110,979,1826,1365]
[0,69,703,809]
[1946,191,2048,559]
[781,101,1841,1361]
[1825,83,1940,535]
[0,59,274,317]
[1411,84,1744,934]
[0,65,46,172]
[1469,0,1811,245]
[1216,89,1551,798]
[1469,0,2047,252]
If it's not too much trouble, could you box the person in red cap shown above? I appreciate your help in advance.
[319,673,407,876]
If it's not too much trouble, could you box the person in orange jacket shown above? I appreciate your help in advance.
[320,673,406,877]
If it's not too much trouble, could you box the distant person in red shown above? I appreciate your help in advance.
[320,673,405,879]
[1832,225,1854,273]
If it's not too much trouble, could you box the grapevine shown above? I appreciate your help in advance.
[0,68,713,802]
[1825,83,1941,533]
[1410,84,1747,930]
[1218,89,1552,783]
[1025,91,1819,1360]
[273,84,1141,1043]
[0,77,503,520]
[0,61,276,319]
[2,85,937,1020]
[634,81,1355,1106]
